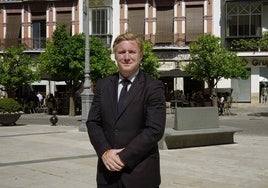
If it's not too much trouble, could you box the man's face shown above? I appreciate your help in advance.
[114,40,142,78]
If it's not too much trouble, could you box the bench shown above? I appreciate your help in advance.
[159,107,241,149]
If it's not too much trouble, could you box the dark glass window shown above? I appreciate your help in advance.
[32,21,46,49]
[89,7,112,47]
[226,2,262,38]
[92,9,108,35]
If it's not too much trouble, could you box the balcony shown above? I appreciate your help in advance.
[1,38,46,51]
[151,32,204,47]
[227,33,268,52]
[154,32,174,46]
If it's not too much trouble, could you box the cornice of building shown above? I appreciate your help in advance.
[237,51,268,57]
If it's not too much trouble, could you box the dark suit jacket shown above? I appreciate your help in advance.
[86,71,166,188]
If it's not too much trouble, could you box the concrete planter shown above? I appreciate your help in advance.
[174,107,219,130]
[0,114,21,125]
[159,107,241,149]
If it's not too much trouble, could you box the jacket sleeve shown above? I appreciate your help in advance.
[86,80,111,158]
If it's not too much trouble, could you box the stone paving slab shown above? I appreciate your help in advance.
[0,124,267,188]
[0,105,268,188]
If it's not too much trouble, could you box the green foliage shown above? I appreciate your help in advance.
[0,98,21,113]
[259,32,268,51]
[40,25,117,84]
[185,35,250,91]
[231,38,259,51]
[40,24,86,116]
[40,24,118,115]
[231,31,268,51]
[0,45,40,98]
[140,40,160,78]
[89,37,118,83]
[40,24,85,82]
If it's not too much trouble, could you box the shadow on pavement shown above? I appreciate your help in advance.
[248,112,268,117]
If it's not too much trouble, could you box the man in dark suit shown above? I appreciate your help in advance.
[86,33,166,188]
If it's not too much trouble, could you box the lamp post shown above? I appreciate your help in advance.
[80,0,94,132]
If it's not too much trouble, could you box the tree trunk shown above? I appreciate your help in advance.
[207,79,217,107]
[6,90,16,99]
[69,94,75,116]
[67,82,76,116]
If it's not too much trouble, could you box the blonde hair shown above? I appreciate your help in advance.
[113,33,144,56]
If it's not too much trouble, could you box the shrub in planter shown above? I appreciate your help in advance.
[0,98,22,113]
[0,98,23,125]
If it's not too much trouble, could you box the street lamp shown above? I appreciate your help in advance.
[80,0,94,132]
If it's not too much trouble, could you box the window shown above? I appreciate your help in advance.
[186,6,204,43]
[92,9,107,34]
[6,14,21,48]
[57,11,72,35]
[155,6,173,45]
[32,11,46,49]
[89,7,112,47]
[226,2,262,38]
[32,21,46,49]
[128,8,145,38]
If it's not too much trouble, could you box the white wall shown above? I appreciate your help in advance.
[79,0,83,33]
[251,66,260,93]
[217,79,231,89]
[212,0,222,37]
[112,0,120,45]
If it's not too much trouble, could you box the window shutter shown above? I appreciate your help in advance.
[186,6,204,42]
[6,14,21,47]
[57,12,72,34]
[156,7,173,44]
[128,8,145,37]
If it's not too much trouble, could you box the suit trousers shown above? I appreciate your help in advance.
[97,179,124,188]
[98,181,159,188]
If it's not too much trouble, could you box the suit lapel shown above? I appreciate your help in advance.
[107,75,119,119]
[116,71,145,119]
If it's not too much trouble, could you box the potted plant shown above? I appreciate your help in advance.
[0,98,23,125]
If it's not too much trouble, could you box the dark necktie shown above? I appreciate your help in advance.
[118,79,131,112]
[119,79,131,102]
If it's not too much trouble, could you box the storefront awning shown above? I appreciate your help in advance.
[160,69,191,78]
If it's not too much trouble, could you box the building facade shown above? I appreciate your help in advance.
[224,0,268,104]
[116,0,214,102]
[116,0,268,105]
[1,0,268,105]
[0,0,81,97]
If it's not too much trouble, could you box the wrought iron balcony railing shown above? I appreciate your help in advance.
[227,37,268,52]
[1,38,47,51]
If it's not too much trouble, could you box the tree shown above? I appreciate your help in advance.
[140,40,160,78]
[89,37,118,84]
[40,24,85,116]
[40,24,117,116]
[0,45,39,98]
[184,35,250,100]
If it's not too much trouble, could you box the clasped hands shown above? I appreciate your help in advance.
[101,149,125,171]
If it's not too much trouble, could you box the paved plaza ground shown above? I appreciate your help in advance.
[0,105,267,187]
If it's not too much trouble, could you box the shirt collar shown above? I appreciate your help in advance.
[119,70,139,83]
